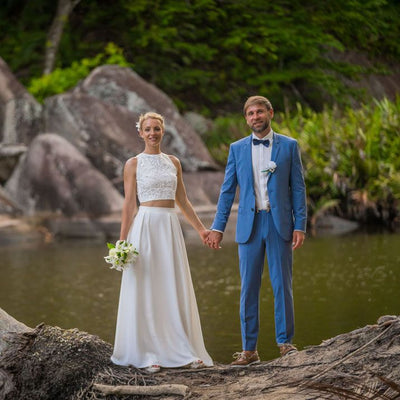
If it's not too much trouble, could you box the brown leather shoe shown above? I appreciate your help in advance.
[279,343,298,357]
[231,350,260,367]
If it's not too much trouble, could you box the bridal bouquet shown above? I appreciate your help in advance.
[104,240,139,271]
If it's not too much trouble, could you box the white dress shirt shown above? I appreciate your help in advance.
[252,130,273,210]
[212,130,274,234]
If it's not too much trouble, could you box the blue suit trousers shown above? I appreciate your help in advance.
[238,210,294,350]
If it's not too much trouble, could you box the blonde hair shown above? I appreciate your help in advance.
[137,112,165,131]
[243,96,273,115]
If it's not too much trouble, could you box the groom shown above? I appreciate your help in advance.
[207,95,307,366]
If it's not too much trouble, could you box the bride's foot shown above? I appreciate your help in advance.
[190,359,206,369]
[146,364,161,373]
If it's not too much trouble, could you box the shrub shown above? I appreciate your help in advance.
[28,43,132,103]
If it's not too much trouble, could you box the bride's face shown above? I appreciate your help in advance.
[139,118,164,148]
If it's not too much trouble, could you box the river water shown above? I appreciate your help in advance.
[1,232,399,363]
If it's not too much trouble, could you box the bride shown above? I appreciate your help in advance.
[110,111,213,372]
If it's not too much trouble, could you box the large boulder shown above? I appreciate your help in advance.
[72,65,217,172]
[0,60,224,213]
[5,134,123,217]
[43,65,223,205]
[326,50,400,105]
[183,111,214,138]
[0,57,42,145]
[181,170,225,206]
[43,92,141,186]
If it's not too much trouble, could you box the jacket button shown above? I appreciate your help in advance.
[251,208,254,211]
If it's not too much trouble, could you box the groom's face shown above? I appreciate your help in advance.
[245,104,274,137]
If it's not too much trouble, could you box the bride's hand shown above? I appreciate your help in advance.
[199,229,211,245]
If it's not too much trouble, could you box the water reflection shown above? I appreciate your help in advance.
[0,233,399,363]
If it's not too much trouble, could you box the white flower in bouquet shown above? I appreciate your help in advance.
[104,240,139,271]
[109,248,117,257]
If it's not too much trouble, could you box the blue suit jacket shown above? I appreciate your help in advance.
[211,132,307,243]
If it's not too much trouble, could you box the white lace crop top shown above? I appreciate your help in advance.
[136,153,177,203]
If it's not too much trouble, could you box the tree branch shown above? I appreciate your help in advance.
[93,383,190,397]
[43,0,82,75]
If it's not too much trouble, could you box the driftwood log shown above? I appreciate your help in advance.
[93,383,189,396]
[0,308,399,400]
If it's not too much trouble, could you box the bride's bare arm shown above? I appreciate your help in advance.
[119,157,138,241]
[171,156,209,243]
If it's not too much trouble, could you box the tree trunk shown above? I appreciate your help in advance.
[43,0,81,75]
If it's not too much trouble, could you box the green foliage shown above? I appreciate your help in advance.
[1,0,399,225]
[1,0,400,112]
[277,98,400,214]
[204,97,400,226]
[0,0,56,78]
[203,114,248,165]
[27,43,132,103]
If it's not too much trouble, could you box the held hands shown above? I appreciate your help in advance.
[206,230,223,249]
[199,229,222,249]
[199,229,223,249]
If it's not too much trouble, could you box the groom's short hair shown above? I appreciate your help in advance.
[243,96,273,115]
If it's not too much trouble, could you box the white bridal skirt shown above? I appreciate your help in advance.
[111,206,213,368]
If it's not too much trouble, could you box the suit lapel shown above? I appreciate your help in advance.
[242,135,254,184]
[271,131,280,163]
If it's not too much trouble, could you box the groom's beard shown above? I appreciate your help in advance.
[251,121,270,133]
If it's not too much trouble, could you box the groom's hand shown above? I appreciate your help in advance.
[292,230,305,250]
[207,230,223,249]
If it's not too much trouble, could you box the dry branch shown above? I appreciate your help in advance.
[302,321,395,385]
[93,383,189,397]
